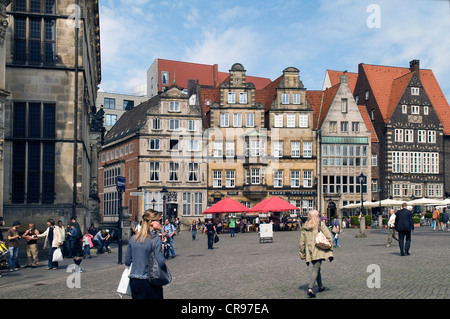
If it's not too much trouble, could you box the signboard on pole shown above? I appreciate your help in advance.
[116,176,126,191]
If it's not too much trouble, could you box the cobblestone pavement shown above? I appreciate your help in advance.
[1,226,449,300]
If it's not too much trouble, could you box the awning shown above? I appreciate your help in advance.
[201,197,251,214]
[249,196,300,213]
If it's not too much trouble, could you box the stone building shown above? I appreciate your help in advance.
[309,74,373,219]
[98,84,208,229]
[2,0,102,230]
[0,0,11,219]
[353,60,450,204]
[199,64,318,218]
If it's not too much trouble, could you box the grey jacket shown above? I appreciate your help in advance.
[125,231,165,279]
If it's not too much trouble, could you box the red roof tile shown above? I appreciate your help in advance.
[358,105,379,143]
[325,70,358,93]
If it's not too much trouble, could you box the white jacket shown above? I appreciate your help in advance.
[38,226,62,249]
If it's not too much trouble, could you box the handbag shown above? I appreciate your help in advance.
[315,222,331,250]
[117,265,132,297]
[214,234,219,243]
[332,225,338,233]
[52,247,63,262]
[148,238,172,286]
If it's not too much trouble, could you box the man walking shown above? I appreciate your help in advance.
[394,203,414,256]
[385,209,398,247]
[162,219,176,258]
[23,223,40,268]
[7,221,21,271]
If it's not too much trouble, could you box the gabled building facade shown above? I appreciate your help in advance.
[353,60,450,204]
[99,85,207,227]
[310,74,372,219]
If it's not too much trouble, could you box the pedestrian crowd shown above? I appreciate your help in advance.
[0,216,116,279]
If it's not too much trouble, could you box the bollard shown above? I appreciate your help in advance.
[356,216,367,238]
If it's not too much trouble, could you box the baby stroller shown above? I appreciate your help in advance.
[163,240,171,259]
[0,242,10,271]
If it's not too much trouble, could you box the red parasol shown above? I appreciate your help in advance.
[201,197,251,214]
[249,196,300,213]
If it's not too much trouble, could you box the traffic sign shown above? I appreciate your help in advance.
[116,176,126,191]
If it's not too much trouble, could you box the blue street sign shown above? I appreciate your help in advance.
[116,176,126,191]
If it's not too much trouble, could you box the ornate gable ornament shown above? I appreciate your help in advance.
[0,1,11,46]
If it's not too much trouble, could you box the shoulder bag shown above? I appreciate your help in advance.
[315,222,331,250]
[148,237,172,286]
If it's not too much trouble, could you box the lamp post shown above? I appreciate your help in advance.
[161,186,168,222]
[358,173,366,215]
[356,173,367,238]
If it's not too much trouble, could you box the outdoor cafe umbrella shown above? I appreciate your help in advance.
[249,196,300,213]
[406,197,443,206]
[201,197,251,214]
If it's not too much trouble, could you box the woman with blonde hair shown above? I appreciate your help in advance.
[299,209,334,298]
[125,209,166,299]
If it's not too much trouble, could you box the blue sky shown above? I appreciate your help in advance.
[98,0,450,100]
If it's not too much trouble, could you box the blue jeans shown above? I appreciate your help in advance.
[192,230,197,241]
[332,233,340,247]
[96,239,104,254]
[48,247,59,269]
[8,246,18,269]
[230,228,235,237]
[168,237,175,257]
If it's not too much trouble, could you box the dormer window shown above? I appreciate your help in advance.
[411,87,420,95]
[169,101,180,112]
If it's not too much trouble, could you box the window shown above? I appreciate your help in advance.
[411,87,420,95]
[410,152,422,173]
[340,121,348,133]
[105,114,117,126]
[194,192,203,215]
[169,139,179,151]
[273,170,283,188]
[291,142,300,157]
[104,98,115,109]
[213,171,222,187]
[123,100,134,111]
[371,154,377,166]
[169,101,180,112]
[161,71,169,85]
[149,138,160,150]
[188,120,197,131]
[290,171,300,188]
[250,140,260,157]
[428,131,436,143]
[188,139,199,151]
[299,114,308,128]
[251,168,260,184]
[169,119,179,130]
[228,92,236,104]
[274,114,283,127]
[220,113,229,127]
[129,167,133,184]
[273,141,283,157]
[303,142,312,158]
[424,106,429,115]
[152,118,161,130]
[411,105,420,114]
[226,141,235,157]
[405,129,414,143]
[351,122,359,133]
[239,92,247,104]
[233,113,242,127]
[188,163,199,182]
[169,162,179,181]
[213,141,223,157]
[329,121,337,133]
[287,114,295,127]
[395,129,403,142]
[418,130,426,143]
[226,171,235,188]
[365,90,370,100]
[183,192,191,216]
[303,171,313,188]
[293,93,301,104]
[246,113,254,127]
[341,98,348,113]
[282,93,289,104]
[402,105,407,114]
[149,162,160,181]
[13,102,56,203]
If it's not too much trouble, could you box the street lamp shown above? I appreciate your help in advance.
[358,173,366,215]
[161,186,168,222]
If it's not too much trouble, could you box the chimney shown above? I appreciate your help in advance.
[409,59,420,72]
